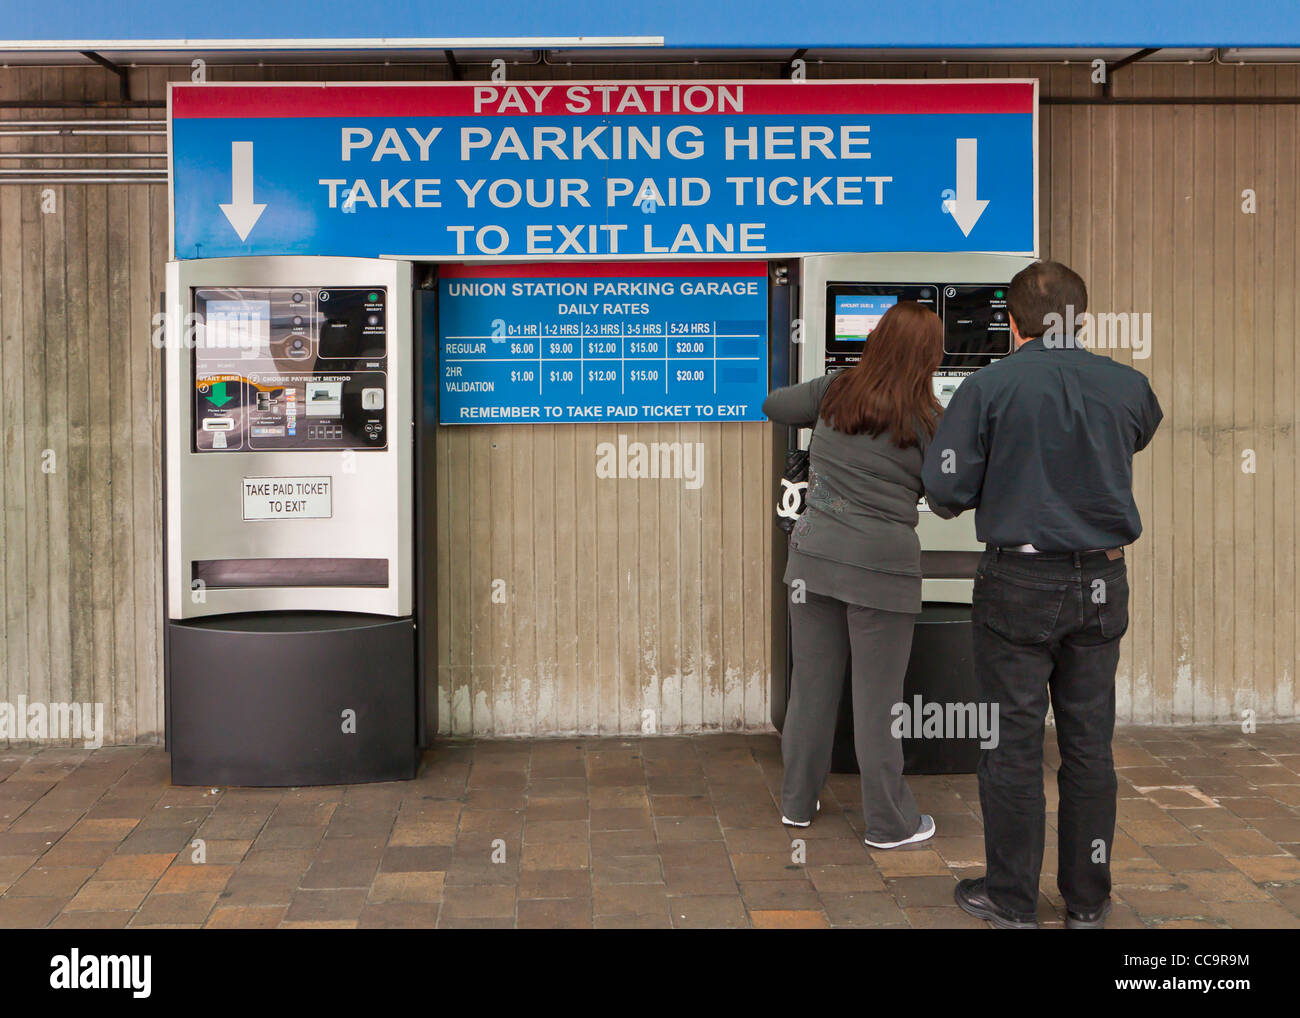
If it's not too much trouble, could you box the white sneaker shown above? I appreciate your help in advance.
[864,814,936,849]
[781,800,821,827]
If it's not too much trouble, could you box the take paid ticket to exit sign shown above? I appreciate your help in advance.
[168,80,1038,260]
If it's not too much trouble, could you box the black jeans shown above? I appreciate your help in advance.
[972,547,1129,920]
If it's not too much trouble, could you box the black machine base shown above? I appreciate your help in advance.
[831,604,983,776]
[167,612,419,787]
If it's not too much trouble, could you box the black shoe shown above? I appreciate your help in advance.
[1065,899,1112,929]
[954,878,1039,929]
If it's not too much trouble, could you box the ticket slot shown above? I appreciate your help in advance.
[192,557,389,589]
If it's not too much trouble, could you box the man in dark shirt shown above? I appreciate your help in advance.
[922,261,1162,929]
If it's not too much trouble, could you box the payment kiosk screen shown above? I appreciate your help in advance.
[824,283,938,370]
[824,281,1012,371]
[203,299,271,354]
[835,296,897,339]
[191,286,388,453]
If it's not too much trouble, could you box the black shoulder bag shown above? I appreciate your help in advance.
[775,446,811,534]
[774,377,834,533]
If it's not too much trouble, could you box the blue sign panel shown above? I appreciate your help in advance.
[13,1,1300,50]
[169,81,1037,260]
[438,262,768,424]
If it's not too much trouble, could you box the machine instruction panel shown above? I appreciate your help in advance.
[191,285,388,452]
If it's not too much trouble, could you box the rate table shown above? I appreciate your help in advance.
[438,262,770,424]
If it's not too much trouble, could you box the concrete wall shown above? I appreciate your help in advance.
[1,58,1297,743]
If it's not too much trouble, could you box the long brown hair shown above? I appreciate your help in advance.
[819,300,943,447]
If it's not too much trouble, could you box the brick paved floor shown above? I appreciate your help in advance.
[0,725,1298,928]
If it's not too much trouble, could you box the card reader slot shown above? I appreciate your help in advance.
[192,558,388,589]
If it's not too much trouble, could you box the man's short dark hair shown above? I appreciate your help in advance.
[1006,261,1088,339]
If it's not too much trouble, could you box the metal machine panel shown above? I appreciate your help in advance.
[165,256,413,619]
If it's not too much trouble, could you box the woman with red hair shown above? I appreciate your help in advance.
[764,301,943,849]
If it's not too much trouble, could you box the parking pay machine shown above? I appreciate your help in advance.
[163,256,420,786]
[784,253,1035,773]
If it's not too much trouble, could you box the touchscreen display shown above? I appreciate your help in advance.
[200,299,270,357]
[823,283,937,369]
[834,295,897,341]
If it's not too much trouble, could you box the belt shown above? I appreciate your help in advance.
[993,545,1124,561]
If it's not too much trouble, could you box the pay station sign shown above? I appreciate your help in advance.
[242,476,333,521]
[169,80,1037,259]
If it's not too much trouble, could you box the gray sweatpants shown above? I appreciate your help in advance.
[781,589,922,843]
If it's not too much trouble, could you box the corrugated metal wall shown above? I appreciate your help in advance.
[0,59,1296,742]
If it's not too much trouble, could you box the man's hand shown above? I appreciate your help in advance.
[923,495,959,520]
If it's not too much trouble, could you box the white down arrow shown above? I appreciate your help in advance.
[949,138,989,237]
[219,141,267,242]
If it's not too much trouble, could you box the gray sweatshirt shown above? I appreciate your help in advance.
[764,374,932,606]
